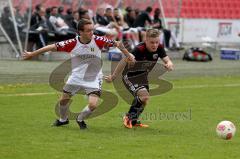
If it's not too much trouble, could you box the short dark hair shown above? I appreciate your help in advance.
[146,6,152,13]
[3,6,10,14]
[51,6,57,12]
[58,6,64,13]
[79,10,88,19]
[45,7,51,14]
[77,19,93,31]
[154,8,161,14]
[67,8,73,15]
[35,4,42,12]
[125,6,132,12]
[105,8,112,12]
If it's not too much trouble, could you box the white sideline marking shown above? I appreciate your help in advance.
[0,83,240,97]
[174,83,240,89]
[0,92,56,97]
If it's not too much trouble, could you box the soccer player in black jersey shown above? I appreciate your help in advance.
[105,29,173,128]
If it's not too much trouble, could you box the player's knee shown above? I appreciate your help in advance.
[59,93,71,105]
[139,95,149,105]
[59,98,70,106]
[88,101,98,111]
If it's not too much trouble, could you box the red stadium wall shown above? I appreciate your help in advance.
[12,0,240,19]
[162,0,240,19]
[12,0,159,15]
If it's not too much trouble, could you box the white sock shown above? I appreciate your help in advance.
[59,118,67,122]
[59,103,69,121]
[77,106,92,122]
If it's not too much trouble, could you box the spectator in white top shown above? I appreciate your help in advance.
[49,6,69,33]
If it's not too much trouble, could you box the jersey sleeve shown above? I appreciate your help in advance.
[55,38,77,53]
[94,35,115,50]
[131,47,139,57]
[158,44,167,59]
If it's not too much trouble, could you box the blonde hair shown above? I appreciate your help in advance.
[146,29,160,38]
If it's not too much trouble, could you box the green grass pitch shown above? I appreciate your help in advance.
[0,59,240,159]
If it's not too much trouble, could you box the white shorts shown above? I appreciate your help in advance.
[63,79,103,96]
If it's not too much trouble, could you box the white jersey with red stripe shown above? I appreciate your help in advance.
[55,35,115,87]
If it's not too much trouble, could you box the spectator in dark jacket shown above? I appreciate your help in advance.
[124,6,136,28]
[94,8,109,26]
[68,11,79,30]
[28,4,48,50]
[133,6,152,28]
[153,8,181,49]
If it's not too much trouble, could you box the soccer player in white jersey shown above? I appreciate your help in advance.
[23,18,135,129]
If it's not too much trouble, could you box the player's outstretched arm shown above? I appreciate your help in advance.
[105,58,128,83]
[162,56,174,71]
[22,44,57,60]
[114,41,135,63]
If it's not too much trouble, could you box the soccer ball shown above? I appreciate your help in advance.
[216,121,236,140]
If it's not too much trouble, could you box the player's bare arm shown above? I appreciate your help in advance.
[162,56,174,71]
[105,57,128,83]
[22,44,57,60]
[114,41,135,62]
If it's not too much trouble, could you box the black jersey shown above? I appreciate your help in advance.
[123,42,167,77]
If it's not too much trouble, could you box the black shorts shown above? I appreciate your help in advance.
[122,74,149,96]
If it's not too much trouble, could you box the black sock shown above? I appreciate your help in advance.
[127,97,144,125]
